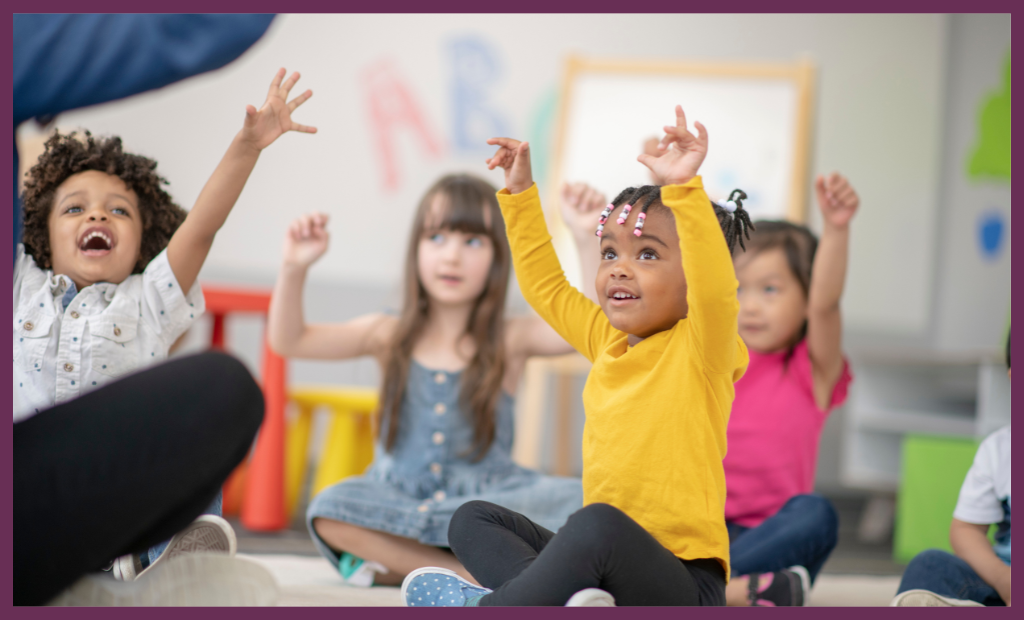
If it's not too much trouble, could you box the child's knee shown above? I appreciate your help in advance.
[789,494,839,541]
[565,503,633,543]
[908,548,955,572]
[448,500,498,550]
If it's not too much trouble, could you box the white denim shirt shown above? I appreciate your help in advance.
[12,244,204,423]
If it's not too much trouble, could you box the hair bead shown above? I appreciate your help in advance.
[633,212,647,237]
[616,204,633,225]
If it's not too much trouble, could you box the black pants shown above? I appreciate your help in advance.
[14,352,264,605]
[448,501,726,606]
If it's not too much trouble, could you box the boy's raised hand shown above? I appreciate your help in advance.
[815,172,859,229]
[283,212,330,268]
[560,182,608,240]
[242,68,317,151]
[637,105,708,186]
[486,137,533,195]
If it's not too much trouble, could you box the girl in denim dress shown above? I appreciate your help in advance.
[269,174,606,586]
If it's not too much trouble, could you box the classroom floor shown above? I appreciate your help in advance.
[228,495,909,607]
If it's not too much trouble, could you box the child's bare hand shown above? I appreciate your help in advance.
[486,137,534,195]
[560,182,608,240]
[241,68,317,151]
[283,212,329,267]
[815,173,859,229]
[637,105,708,186]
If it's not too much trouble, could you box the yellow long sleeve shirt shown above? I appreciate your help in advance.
[498,178,748,577]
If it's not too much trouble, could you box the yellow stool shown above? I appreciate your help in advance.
[286,386,379,519]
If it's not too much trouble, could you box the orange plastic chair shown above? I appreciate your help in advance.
[285,387,378,520]
[202,285,288,532]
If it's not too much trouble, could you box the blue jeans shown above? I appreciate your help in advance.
[726,494,839,583]
[145,492,223,564]
[897,549,1006,606]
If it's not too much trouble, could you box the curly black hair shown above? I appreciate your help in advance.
[20,131,186,273]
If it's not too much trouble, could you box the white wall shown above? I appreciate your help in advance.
[22,14,950,342]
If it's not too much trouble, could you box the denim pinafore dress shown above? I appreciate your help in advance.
[306,360,583,564]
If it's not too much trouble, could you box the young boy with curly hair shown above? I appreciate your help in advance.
[13,68,316,581]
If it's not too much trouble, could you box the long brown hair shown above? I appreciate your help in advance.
[379,174,511,460]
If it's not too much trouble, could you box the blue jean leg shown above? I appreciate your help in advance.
[727,494,839,583]
[146,491,223,564]
[896,549,1005,605]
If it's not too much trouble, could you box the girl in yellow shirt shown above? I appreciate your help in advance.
[402,106,752,607]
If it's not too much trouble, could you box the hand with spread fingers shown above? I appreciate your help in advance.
[636,105,708,186]
[240,67,317,151]
[560,182,608,242]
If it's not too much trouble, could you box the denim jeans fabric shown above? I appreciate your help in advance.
[896,549,1006,606]
[146,491,224,564]
[306,360,583,566]
[726,494,839,582]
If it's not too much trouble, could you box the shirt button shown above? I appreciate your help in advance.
[113,327,122,337]
[434,402,446,415]
[434,372,447,384]
[432,432,445,445]
[70,311,80,319]
[430,463,442,475]
[417,503,430,513]
[64,363,74,372]
[23,321,34,331]
[433,490,447,502]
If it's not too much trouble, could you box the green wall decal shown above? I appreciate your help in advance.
[968,51,1011,181]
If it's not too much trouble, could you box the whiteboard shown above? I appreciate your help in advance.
[555,57,815,223]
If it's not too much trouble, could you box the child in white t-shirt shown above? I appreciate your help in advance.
[892,332,1011,607]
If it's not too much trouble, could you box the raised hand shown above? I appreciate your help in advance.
[241,68,317,151]
[485,137,533,195]
[815,172,859,229]
[560,182,608,240]
[637,105,708,186]
[283,212,330,268]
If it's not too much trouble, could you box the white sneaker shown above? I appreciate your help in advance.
[338,552,388,587]
[113,515,237,582]
[566,588,616,606]
[891,589,985,607]
[49,553,278,606]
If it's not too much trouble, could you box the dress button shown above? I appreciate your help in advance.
[24,321,34,331]
[417,503,430,513]
[434,402,446,415]
[70,311,80,319]
[64,363,74,372]
[433,490,447,502]
[434,372,447,384]
[430,462,442,475]
[113,327,122,337]
[432,432,445,445]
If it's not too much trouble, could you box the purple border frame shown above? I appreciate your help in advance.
[3,2,1019,618]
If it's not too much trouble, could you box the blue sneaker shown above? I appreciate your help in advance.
[401,567,492,607]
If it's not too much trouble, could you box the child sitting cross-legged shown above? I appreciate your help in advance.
[14,68,316,583]
[400,105,753,606]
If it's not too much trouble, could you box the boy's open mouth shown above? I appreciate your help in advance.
[78,226,116,256]
[607,286,640,306]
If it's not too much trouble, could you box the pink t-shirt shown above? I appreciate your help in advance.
[723,339,852,528]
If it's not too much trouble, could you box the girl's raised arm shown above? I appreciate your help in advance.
[268,212,395,361]
[806,173,858,410]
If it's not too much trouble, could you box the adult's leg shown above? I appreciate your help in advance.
[729,494,839,581]
[897,549,1005,606]
[453,502,716,606]
[14,351,263,605]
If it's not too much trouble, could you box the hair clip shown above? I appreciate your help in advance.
[633,212,646,237]
[597,203,614,225]
[616,204,633,225]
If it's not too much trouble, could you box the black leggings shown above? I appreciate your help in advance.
[448,501,726,606]
[14,352,264,605]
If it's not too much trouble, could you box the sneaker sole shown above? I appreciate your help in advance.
[135,515,237,581]
[48,553,278,606]
[789,565,811,606]
[566,588,616,606]
[891,590,985,607]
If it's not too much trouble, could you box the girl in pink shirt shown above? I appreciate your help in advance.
[722,173,859,606]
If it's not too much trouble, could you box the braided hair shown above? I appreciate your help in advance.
[595,185,754,254]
